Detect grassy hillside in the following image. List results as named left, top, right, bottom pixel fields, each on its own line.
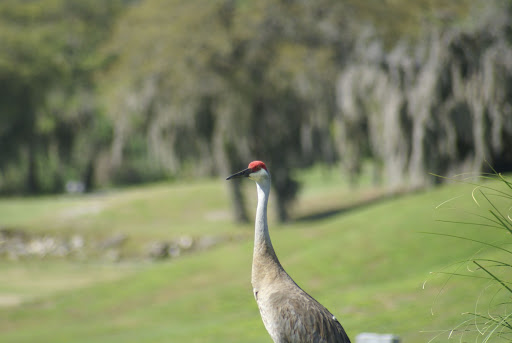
left=0, top=172, right=508, bottom=342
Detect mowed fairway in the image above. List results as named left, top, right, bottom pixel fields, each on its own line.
left=0, top=172, right=506, bottom=343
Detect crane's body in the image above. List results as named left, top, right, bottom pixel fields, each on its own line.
left=227, top=161, right=350, bottom=343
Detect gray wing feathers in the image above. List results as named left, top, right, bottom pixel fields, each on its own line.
left=268, top=289, right=351, bottom=343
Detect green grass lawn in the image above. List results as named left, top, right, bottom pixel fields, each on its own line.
left=0, top=172, right=509, bottom=342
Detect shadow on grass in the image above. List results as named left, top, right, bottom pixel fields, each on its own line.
left=294, top=188, right=418, bottom=222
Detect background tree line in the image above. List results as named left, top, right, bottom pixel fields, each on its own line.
left=1, top=0, right=511, bottom=222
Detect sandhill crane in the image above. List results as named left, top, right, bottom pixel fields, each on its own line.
left=227, top=161, right=351, bottom=343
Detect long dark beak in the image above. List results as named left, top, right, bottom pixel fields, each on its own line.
left=226, top=168, right=252, bottom=180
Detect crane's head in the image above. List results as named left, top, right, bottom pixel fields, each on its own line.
left=226, top=161, right=269, bottom=182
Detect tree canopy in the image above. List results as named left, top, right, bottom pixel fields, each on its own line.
left=1, top=0, right=511, bottom=223
left=0, top=0, right=123, bottom=193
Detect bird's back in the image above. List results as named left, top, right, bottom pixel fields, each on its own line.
left=255, top=275, right=351, bottom=343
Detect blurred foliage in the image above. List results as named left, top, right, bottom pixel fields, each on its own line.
left=0, top=0, right=123, bottom=193
left=343, top=0, right=475, bottom=45
left=0, top=0, right=511, bottom=223
left=100, top=0, right=350, bottom=221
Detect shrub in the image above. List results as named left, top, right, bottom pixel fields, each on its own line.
left=425, top=168, right=512, bottom=342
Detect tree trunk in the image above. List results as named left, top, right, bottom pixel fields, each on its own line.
left=228, top=180, right=249, bottom=223
left=83, top=157, right=95, bottom=193
left=274, top=194, right=289, bottom=223
left=26, top=139, right=39, bottom=194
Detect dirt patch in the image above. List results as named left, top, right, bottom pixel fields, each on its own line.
left=0, top=294, right=23, bottom=307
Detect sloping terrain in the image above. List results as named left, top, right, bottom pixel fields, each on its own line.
left=0, top=175, right=506, bottom=342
